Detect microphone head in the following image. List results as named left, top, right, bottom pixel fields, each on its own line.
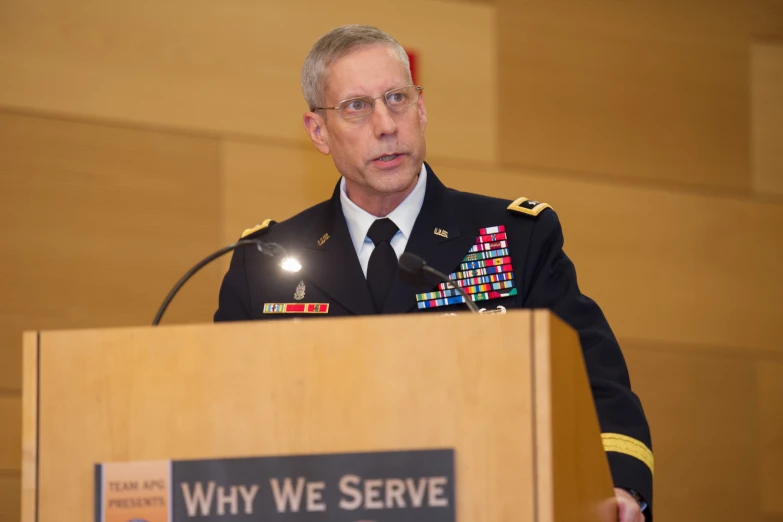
left=398, top=252, right=430, bottom=286
left=399, top=252, right=427, bottom=274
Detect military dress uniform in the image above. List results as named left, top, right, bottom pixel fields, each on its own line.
left=215, top=162, right=654, bottom=517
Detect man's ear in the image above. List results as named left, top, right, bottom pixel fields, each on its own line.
left=303, top=112, right=331, bottom=155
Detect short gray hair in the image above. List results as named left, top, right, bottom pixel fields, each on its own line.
left=301, top=25, right=412, bottom=111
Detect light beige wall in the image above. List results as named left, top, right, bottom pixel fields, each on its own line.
left=0, top=0, right=496, bottom=164
left=0, top=112, right=222, bottom=388
left=758, top=361, right=783, bottom=517
left=497, top=0, right=751, bottom=191
left=0, top=397, right=20, bottom=520
left=0, top=475, right=20, bottom=522
left=624, top=343, right=783, bottom=522
left=220, top=141, right=337, bottom=243
left=0, top=398, right=20, bottom=472
left=752, top=41, right=783, bottom=196
left=0, top=112, right=223, bottom=520
left=753, top=0, right=783, bottom=39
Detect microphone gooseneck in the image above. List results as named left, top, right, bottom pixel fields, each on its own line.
left=399, top=252, right=480, bottom=314
left=152, top=240, right=298, bottom=326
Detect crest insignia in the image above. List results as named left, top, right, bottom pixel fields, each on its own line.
left=294, top=280, right=306, bottom=301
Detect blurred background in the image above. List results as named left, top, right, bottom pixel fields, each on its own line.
left=1, top=0, right=782, bottom=520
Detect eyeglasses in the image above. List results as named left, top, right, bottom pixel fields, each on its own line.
left=313, top=85, right=423, bottom=120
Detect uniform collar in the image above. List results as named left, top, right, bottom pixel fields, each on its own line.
left=339, top=162, right=427, bottom=253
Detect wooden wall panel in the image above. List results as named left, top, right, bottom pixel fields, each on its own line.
left=753, top=0, right=783, bottom=38
left=0, top=112, right=222, bottom=391
left=0, top=394, right=20, bottom=522
left=0, top=474, right=20, bottom=522
left=497, top=0, right=750, bottom=190
left=220, top=142, right=338, bottom=245
left=0, top=395, right=21, bottom=471
left=752, top=41, right=783, bottom=195
left=758, top=361, right=783, bottom=517
left=622, top=342, right=764, bottom=522
left=222, top=141, right=783, bottom=354
left=0, top=0, right=496, bottom=163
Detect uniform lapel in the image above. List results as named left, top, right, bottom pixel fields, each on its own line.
left=299, top=183, right=375, bottom=315
left=382, top=165, right=477, bottom=314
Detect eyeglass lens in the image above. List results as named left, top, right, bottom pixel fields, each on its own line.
left=339, top=86, right=421, bottom=119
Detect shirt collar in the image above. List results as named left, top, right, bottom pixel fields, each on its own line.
left=340, top=163, right=428, bottom=253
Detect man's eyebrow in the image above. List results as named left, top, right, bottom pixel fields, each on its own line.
left=339, top=92, right=371, bottom=100
left=338, top=85, right=407, bottom=101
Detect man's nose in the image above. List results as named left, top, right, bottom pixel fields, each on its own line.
left=371, top=101, right=398, bottom=138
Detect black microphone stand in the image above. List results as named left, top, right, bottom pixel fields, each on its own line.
left=152, top=240, right=292, bottom=326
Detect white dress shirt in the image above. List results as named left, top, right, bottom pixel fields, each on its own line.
left=340, top=163, right=427, bottom=278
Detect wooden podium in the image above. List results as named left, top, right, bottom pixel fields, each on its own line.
left=21, top=310, right=617, bottom=522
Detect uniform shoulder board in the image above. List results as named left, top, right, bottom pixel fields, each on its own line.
left=507, top=197, right=552, bottom=217
left=240, top=218, right=276, bottom=239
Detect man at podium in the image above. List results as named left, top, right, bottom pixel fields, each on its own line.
left=216, top=25, right=652, bottom=522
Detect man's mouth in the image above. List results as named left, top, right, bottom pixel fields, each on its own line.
left=375, top=153, right=401, bottom=162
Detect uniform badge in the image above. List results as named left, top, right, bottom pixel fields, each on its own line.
left=294, top=280, right=306, bottom=300
left=415, top=225, right=518, bottom=309
left=434, top=227, right=449, bottom=238
left=317, top=233, right=330, bottom=247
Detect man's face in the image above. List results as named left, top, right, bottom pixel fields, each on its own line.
left=304, top=45, right=427, bottom=207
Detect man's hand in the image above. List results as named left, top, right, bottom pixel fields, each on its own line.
left=615, top=488, right=645, bottom=522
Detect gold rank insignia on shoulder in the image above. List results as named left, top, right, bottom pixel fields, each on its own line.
left=433, top=227, right=449, bottom=238
left=507, top=197, right=552, bottom=217
left=240, top=218, right=275, bottom=238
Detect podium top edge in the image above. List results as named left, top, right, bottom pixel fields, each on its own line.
left=24, top=309, right=558, bottom=337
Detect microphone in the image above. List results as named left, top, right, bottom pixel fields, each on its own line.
left=152, top=239, right=301, bottom=326
left=399, top=252, right=479, bottom=314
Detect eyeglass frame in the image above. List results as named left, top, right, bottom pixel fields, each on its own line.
left=312, top=85, right=424, bottom=120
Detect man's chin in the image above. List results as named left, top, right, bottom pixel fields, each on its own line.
left=369, top=173, right=419, bottom=197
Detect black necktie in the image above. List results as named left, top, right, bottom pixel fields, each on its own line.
left=366, top=218, right=399, bottom=312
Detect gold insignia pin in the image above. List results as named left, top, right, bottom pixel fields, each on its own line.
left=434, top=227, right=449, bottom=239
left=317, top=233, right=330, bottom=247
left=507, top=197, right=552, bottom=217
left=240, top=218, right=274, bottom=239
left=294, top=280, right=306, bottom=300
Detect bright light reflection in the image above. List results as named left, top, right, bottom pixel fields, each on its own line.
left=279, top=257, right=302, bottom=273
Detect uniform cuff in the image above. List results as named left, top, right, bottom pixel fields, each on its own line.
left=607, top=452, right=654, bottom=521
